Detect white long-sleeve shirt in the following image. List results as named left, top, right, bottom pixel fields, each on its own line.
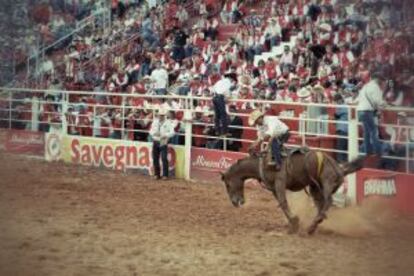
left=265, top=23, right=281, bottom=37
left=151, top=68, right=169, bottom=89
left=177, top=71, right=192, bottom=86
left=149, top=118, right=175, bottom=142
left=257, top=116, right=289, bottom=140
left=148, top=0, right=158, bottom=9
left=213, top=78, right=233, bottom=96
left=357, top=79, right=386, bottom=111
left=280, top=51, right=293, bottom=65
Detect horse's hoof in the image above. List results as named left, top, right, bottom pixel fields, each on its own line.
left=307, top=225, right=317, bottom=235
left=288, top=217, right=300, bottom=234
left=288, top=226, right=298, bottom=235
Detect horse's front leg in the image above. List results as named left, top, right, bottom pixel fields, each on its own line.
left=272, top=179, right=299, bottom=234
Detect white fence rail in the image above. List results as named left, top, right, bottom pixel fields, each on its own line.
left=1, top=87, right=413, bottom=200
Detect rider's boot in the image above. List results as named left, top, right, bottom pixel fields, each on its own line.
left=274, top=163, right=281, bottom=171
left=267, top=158, right=280, bottom=170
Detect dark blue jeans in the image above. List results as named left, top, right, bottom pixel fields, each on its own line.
left=212, top=94, right=228, bottom=136
left=359, top=111, right=382, bottom=155
left=178, top=86, right=190, bottom=96
left=139, top=63, right=150, bottom=78
left=152, top=141, right=169, bottom=177
left=245, top=48, right=256, bottom=62
left=111, top=131, right=122, bottom=140
left=154, top=88, right=167, bottom=95
left=172, top=46, right=186, bottom=62
left=336, top=130, right=348, bottom=162
left=270, top=131, right=290, bottom=165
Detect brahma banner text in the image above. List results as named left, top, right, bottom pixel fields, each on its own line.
left=356, top=169, right=414, bottom=214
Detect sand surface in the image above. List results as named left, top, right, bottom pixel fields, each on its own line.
left=0, top=152, right=413, bottom=276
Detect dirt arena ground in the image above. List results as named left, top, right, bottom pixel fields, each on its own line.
left=0, top=152, right=413, bottom=276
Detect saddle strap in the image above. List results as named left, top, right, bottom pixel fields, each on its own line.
left=316, top=151, right=324, bottom=181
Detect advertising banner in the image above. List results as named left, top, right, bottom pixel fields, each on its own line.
left=356, top=169, right=414, bottom=214
left=190, top=147, right=247, bottom=181
left=4, top=129, right=44, bottom=156
left=45, top=134, right=185, bottom=178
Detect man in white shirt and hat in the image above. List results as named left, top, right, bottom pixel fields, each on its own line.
left=150, top=108, right=175, bottom=180
left=356, top=71, right=387, bottom=157
left=248, top=110, right=290, bottom=171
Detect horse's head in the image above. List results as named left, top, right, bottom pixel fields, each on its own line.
left=220, top=171, right=245, bottom=208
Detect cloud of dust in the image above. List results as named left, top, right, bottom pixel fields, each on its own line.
left=287, top=192, right=402, bottom=238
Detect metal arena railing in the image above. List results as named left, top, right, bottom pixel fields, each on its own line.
left=0, top=87, right=413, bottom=175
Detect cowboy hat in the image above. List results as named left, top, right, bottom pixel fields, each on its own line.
left=372, top=71, right=386, bottom=81
left=239, top=75, right=251, bottom=85
left=195, top=106, right=203, bottom=113
left=143, top=75, right=152, bottom=81
left=298, top=87, right=311, bottom=98
left=313, top=84, right=325, bottom=92
left=394, top=31, right=404, bottom=37
left=158, top=108, right=168, bottom=116
left=290, top=74, right=300, bottom=81
left=319, top=23, right=332, bottom=32
left=248, top=110, right=264, bottom=126
left=204, top=110, right=213, bottom=117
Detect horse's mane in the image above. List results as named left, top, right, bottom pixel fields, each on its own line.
left=226, top=155, right=258, bottom=176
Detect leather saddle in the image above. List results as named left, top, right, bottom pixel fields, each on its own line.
left=282, top=146, right=310, bottom=159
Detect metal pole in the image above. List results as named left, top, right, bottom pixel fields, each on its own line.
left=184, top=108, right=193, bottom=181
left=121, top=95, right=126, bottom=139
left=92, top=104, right=97, bottom=138
left=61, top=92, right=68, bottom=135
left=8, top=91, right=12, bottom=129
left=183, top=95, right=194, bottom=180
left=31, top=95, right=40, bottom=132
left=346, top=107, right=359, bottom=205
left=27, top=57, right=30, bottom=80
left=406, top=127, right=409, bottom=174
left=12, top=52, right=16, bottom=80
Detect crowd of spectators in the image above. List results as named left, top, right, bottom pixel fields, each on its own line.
left=6, top=0, right=414, bottom=171
left=0, top=0, right=108, bottom=86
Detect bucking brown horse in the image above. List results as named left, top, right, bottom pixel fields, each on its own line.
left=220, top=149, right=364, bottom=234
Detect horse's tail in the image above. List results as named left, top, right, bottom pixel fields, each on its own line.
left=340, top=157, right=365, bottom=176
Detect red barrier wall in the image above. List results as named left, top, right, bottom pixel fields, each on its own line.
left=4, top=129, right=45, bottom=156
left=191, top=147, right=247, bottom=181
left=356, top=169, right=414, bottom=214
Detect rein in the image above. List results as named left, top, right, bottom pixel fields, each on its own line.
left=258, top=156, right=266, bottom=183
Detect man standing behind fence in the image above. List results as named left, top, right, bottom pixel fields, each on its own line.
left=212, top=76, right=235, bottom=137
left=357, top=72, right=387, bottom=158
left=150, top=108, right=175, bottom=180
